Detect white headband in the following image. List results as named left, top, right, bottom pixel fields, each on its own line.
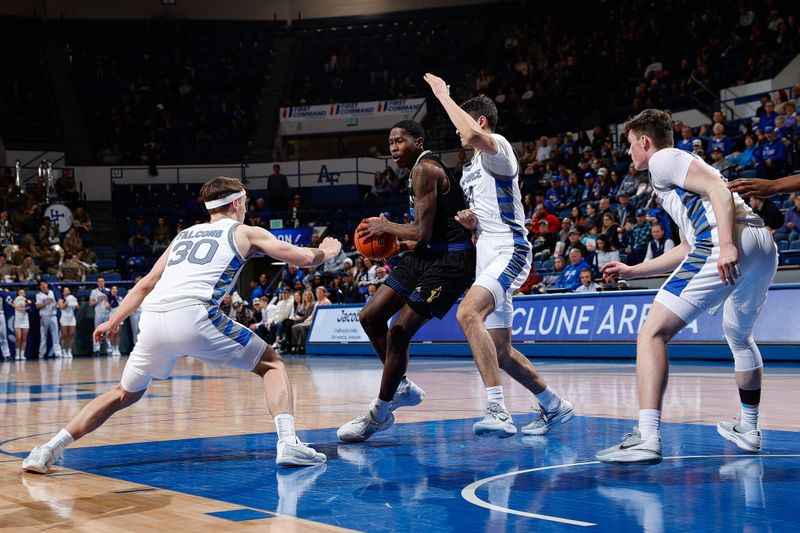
left=205, top=190, right=246, bottom=210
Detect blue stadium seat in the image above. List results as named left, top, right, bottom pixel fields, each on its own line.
left=97, top=258, right=118, bottom=271
left=790, top=240, right=800, bottom=251
left=779, top=240, right=789, bottom=252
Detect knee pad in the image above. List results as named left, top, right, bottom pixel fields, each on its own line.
left=723, top=318, right=763, bottom=372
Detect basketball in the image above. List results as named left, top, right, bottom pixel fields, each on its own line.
left=355, top=218, right=398, bottom=260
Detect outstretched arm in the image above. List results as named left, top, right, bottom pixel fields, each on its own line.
left=728, top=173, right=800, bottom=197
left=240, top=225, right=341, bottom=267
left=423, top=73, right=499, bottom=155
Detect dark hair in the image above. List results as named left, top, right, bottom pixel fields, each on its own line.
left=392, top=120, right=425, bottom=141
left=460, top=95, right=498, bottom=131
left=622, top=109, right=674, bottom=149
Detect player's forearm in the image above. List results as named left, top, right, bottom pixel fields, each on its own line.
left=438, top=97, right=494, bottom=154
left=774, top=173, right=800, bottom=194
left=383, top=221, right=426, bottom=242
left=708, top=185, right=736, bottom=247
left=628, top=242, right=690, bottom=278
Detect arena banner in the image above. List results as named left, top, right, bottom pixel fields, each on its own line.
left=270, top=227, right=313, bottom=246
left=307, top=285, right=800, bottom=360
left=278, top=98, right=427, bottom=135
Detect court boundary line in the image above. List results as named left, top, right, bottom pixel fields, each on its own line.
left=461, top=453, right=800, bottom=527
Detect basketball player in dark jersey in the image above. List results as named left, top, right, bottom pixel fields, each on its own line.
left=337, top=120, right=476, bottom=442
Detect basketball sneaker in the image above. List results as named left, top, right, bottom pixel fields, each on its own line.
left=522, top=399, right=575, bottom=436
left=276, top=437, right=326, bottom=467
left=337, top=409, right=395, bottom=443
left=596, top=427, right=662, bottom=465
left=391, top=379, right=425, bottom=410
left=21, top=445, right=57, bottom=474
left=473, top=402, right=517, bottom=438
left=717, top=419, right=762, bottom=452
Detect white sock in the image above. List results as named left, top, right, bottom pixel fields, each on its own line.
left=486, top=385, right=506, bottom=410
left=274, top=413, right=296, bottom=442
left=45, top=429, right=74, bottom=458
left=370, top=398, right=392, bottom=423
left=638, top=409, right=661, bottom=440
left=739, top=404, right=759, bottom=432
left=534, top=386, right=562, bottom=412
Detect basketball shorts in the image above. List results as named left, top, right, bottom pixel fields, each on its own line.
left=473, top=232, right=532, bottom=329
left=120, top=304, right=266, bottom=392
left=384, top=247, right=476, bottom=319
left=655, top=225, right=777, bottom=324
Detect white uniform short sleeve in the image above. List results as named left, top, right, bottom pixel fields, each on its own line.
left=647, top=148, right=696, bottom=191
left=481, top=134, right=518, bottom=179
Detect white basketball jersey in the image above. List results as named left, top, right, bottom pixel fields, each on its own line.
left=142, top=217, right=245, bottom=312
left=459, top=133, right=528, bottom=239
left=648, top=148, right=762, bottom=248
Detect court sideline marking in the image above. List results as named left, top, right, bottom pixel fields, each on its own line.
left=461, top=453, right=800, bottom=527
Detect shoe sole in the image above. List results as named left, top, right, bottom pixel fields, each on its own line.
left=716, top=425, right=761, bottom=453
left=596, top=450, right=662, bottom=465
left=276, top=457, right=327, bottom=467
left=391, top=392, right=425, bottom=410
left=473, top=424, right=517, bottom=439
left=521, top=407, right=576, bottom=436
left=21, top=463, right=49, bottom=474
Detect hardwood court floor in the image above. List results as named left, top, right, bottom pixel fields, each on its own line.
left=1, top=356, right=799, bottom=531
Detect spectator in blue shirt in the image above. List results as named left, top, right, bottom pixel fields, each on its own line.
left=555, top=248, right=591, bottom=291
left=544, top=176, right=567, bottom=214
left=708, top=123, right=734, bottom=155
left=676, top=126, right=697, bottom=152
left=775, top=194, right=800, bottom=242
left=646, top=199, right=672, bottom=240
left=758, top=100, right=779, bottom=131
left=579, top=172, right=596, bottom=204
left=760, top=126, right=787, bottom=179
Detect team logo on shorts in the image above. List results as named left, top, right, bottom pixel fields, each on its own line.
left=426, top=286, right=442, bottom=303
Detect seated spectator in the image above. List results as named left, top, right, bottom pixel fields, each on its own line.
left=79, top=245, right=98, bottom=273
left=748, top=197, right=783, bottom=233
left=518, top=264, right=543, bottom=295
left=710, top=147, right=731, bottom=174
left=339, top=272, right=360, bottom=303
left=72, top=206, right=92, bottom=234
left=58, top=253, right=85, bottom=281
left=267, top=287, right=295, bottom=351
left=601, top=212, right=622, bottom=250
left=128, top=216, right=152, bottom=247
left=152, top=216, right=171, bottom=242
left=584, top=202, right=602, bottom=233
left=644, top=223, right=675, bottom=261
left=531, top=219, right=557, bottom=261
left=62, top=227, right=83, bottom=257
left=251, top=273, right=270, bottom=299
left=574, top=269, right=600, bottom=293
left=0, top=255, right=16, bottom=282
left=291, top=286, right=331, bottom=354
left=287, top=289, right=314, bottom=353
left=0, top=210, right=12, bottom=248
left=365, top=283, right=378, bottom=303
left=615, top=193, right=635, bottom=226
left=759, top=127, right=787, bottom=179
left=374, top=266, right=389, bottom=286
left=544, top=176, right=567, bottom=214
left=38, top=217, right=60, bottom=247
left=564, top=228, right=588, bottom=258
left=152, top=233, right=170, bottom=255
left=593, top=235, right=621, bottom=271
left=758, top=100, right=778, bottom=131
left=16, top=254, right=40, bottom=282
left=578, top=172, right=596, bottom=204
left=555, top=249, right=591, bottom=291
left=730, top=134, right=759, bottom=175
left=709, top=123, right=734, bottom=155
left=775, top=194, right=800, bottom=241
left=534, top=255, right=566, bottom=293
left=630, top=209, right=653, bottom=264
left=530, top=204, right=560, bottom=236
left=618, top=164, right=639, bottom=199
left=676, top=126, right=697, bottom=152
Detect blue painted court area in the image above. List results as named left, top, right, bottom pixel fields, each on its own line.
left=10, top=416, right=800, bottom=532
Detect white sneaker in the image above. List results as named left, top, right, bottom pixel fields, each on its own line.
left=391, top=379, right=425, bottom=410
left=21, top=445, right=57, bottom=474
left=473, top=402, right=517, bottom=438
left=522, top=399, right=575, bottom=436
left=337, top=409, right=395, bottom=442
left=596, top=427, right=662, bottom=465
left=276, top=437, right=326, bottom=467
left=717, top=420, right=762, bottom=452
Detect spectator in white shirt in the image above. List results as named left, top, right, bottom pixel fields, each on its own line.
left=574, top=270, right=600, bottom=293
left=35, top=280, right=62, bottom=358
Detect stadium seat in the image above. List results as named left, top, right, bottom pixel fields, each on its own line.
left=790, top=240, right=800, bottom=251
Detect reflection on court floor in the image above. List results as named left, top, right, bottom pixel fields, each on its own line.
left=9, top=416, right=798, bottom=532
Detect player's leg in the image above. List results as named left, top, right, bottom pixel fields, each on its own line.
left=457, top=286, right=500, bottom=386
left=22, top=372, right=150, bottom=473
left=596, top=301, right=685, bottom=465
left=717, top=227, right=777, bottom=452
left=338, top=305, right=429, bottom=443
left=491, top=329, right=575, bottom=436
left=250, top=344, right=326, bottom=466
left=359, top=278, right=410, bottom=363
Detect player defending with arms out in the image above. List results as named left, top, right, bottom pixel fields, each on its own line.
left=22, top=177, right=341, bottom=473
left=424, top=74, right=574, bottom=438
left=597, top=109, right=777, bottom=465
left=337, top=120, right=476, bottom=442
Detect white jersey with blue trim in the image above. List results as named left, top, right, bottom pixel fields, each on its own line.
left=142, top=217, right=245, bottom=312
left=460, top=133, right=528, bottom=238
left=648, top=148, right=762, bottom=248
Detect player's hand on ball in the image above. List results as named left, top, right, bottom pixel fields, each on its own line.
left=454, top=209, right=478, bottom=231
left=357, top=214, right=390, bottom=240
left=93, top=320, right=119, bottom=343
left=601, top=261, right=631, bottom=284
left=423, top=73, right=450, bottom=100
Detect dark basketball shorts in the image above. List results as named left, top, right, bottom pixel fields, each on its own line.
left=383, top=247, right=476, bottom=319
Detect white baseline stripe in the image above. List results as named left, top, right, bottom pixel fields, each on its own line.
left=461, top=454, right=800, bottom=527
